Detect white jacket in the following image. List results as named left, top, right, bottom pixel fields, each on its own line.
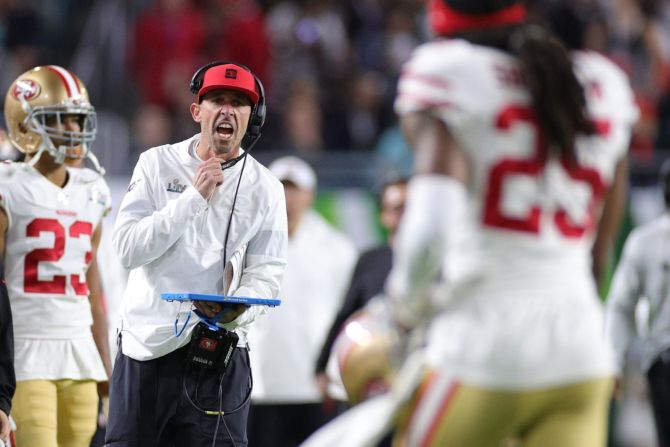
left=113, top=135, right=288, bottom=360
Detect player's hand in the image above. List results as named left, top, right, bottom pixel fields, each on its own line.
left=193, top=157, right=224, bottom=200
left=0, top=409, right=10, bottom=446
left=97, top=380, right=110, bottom=398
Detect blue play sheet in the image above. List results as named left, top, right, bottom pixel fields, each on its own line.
left=161, top=293, right=280, bottom=307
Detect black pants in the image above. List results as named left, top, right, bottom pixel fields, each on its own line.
left=247, top=402, right=335, bottom=447
left=105, top=343, right=251, bottom=447
left=648, top=350, right=670, bottom=447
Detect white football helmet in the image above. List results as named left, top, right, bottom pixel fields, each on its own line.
left=4, top=65, right=100, bottom=169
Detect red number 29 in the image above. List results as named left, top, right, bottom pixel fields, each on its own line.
left=24, top=218, right=93, bottom=296
left=483, top=105, right=607, bottom=238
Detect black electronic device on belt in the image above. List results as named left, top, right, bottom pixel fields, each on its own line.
left=186, top=322, right=239, bottom=375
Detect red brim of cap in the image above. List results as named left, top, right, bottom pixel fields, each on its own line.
left=429, top=0, right=527, bottom=36
left=197, top=64, right=260, bottom=104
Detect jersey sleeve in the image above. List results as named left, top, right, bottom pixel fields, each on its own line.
left=395, top=40, right=481, bottom=129
left=77, top=167, right=113, bottom=222
left=97, top=176, right=113, bottom=219
left=573, top=51, right=639, bottom=161
left=0, top=163, right=18, bottom=227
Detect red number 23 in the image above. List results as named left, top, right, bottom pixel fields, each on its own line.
left=24, top=218, right=93, bottom=296
left=483, top=105, right=608, bottom=238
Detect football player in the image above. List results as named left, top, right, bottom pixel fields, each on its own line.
left=384, top=0, right=638, bottom=445
left=0, top=65, right=111, bottom=447
left=306, top=1, right=639, bottom=446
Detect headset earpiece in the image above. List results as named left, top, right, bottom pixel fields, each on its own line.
left=190, top=60, right=266, bottom=149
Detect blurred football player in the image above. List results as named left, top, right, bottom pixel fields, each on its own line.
left=282, top=0, right=642, bottom=441
left=0, top=65, right=111, bottom=447
left=381, top=0, right=639, bottom=445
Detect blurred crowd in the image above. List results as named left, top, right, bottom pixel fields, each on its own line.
left=0, top=0, right=668, bottom=178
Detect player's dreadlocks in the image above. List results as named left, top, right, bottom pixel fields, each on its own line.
left=433, top=0, right=595, bottom=165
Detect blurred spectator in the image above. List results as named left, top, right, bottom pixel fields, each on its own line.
left=343, top=0, right=422, bottom=75
left=342, top=0, right=385, bottom=71
left=201, top=0, right=271, bottom=89
left=128, top=103, right=172, bottom=165
left=324, top=70, right=393, bottom=150
left=382, top=2, right=421, bottom=76
left=265, top=0, right=351, bottom=120
left=265, top=77, right=325, bottom=153
left=607, top=0, right=670, bottom=160
left=537, top=0, right=669, bottom=162
left=608, top=0, right=667, bottom=95
left=0, top=3, right=43, bottom=99
left=132, top=104, right=171, bottom=152
left=248, top=156, right=357, bottom=447
left=542, top=0, right=604, bottom=51
left=129, top=0, right=204, bottom=106
left=161, top=62, right=202, bottom=142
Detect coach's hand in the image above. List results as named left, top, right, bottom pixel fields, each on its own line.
left=193, top=157, right=224, bottom=200
left=194, top=301, right=248, bottom=324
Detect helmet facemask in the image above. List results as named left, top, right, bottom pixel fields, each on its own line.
left=21, top=97, right=97, bottom=164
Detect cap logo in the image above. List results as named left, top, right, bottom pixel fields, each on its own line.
left=225, top=68, right=238, bottom=79
left=12, top=79, right=41, bottom=101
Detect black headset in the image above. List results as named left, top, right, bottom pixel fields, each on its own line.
left=189, top=60, right=266, bottom=152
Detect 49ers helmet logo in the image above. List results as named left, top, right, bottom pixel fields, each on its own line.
left=12, top=79, right=41, bottom=101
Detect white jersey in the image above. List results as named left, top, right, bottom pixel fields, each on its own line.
left=395, top=40, right=638, bottom=389
left=113, top=135, right=288, bottom=361
left=248, top=210, right=357, bottom=403
left=0, top=162, right=110, bottom=381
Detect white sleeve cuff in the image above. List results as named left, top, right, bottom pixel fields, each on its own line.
left=387, top=174, right=468, bottom=328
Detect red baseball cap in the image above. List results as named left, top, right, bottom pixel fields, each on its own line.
left=197, top=64, right=260, bottom=104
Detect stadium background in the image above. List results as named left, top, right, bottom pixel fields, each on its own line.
left=0, top=0, right=669, bottom=445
